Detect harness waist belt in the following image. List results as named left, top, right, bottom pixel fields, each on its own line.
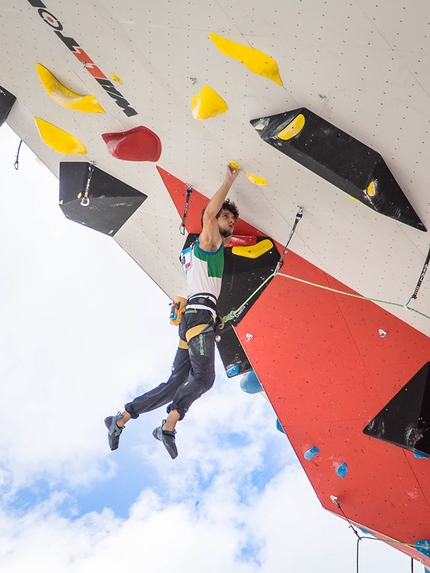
left=187, top=293, right=217, bottom=312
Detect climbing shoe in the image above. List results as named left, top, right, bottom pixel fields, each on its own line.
left=152, top=420, right=178, bottom=459
left=104, top=412, right=124, bottom=451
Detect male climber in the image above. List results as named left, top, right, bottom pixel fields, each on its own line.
left=104, top=163, right=240, bottom=459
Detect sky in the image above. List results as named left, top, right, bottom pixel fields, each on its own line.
left=0, top=123, right=424, bottom=573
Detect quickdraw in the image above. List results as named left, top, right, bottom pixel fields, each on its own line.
left=274, top=206, right=303, bottom=275
left=14, top=139, right=23, bottom=171
left=405, top=244, right=430, bottom=309
left=80, top=161, right=95, bottom=207
left=179, top=185, right=193, bottom=235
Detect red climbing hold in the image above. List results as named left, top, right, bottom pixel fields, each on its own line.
left=102, top=125, right=162, bottom=162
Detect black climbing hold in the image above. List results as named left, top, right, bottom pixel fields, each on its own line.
left=363, top=361, right=430, bottom=456
left=59, top=162, right=147, bottom=236
left=0, top=85, right=16, bottom=127
left=251, top=108, right=426, bottom=232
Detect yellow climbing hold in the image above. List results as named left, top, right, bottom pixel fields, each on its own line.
left=232, top=239, right=274, bottom=259
left=278, top=114, right=305, bottom=140
left=110, top=72, right=123, bottom=84
left=230, top=160, right=241, bottom=170
left=191, top=85, right=228, bottom=120
left=367, top=181, right=376, bottom=197
left=209, top=33, right=283, bottom=86
left=35, top=63, right=105, bottom=114
left=246, top=173, right=268, bottom=186
left=34, top=118, right=87, bottom=154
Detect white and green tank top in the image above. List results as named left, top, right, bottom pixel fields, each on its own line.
left=182, top=239, right=224, bottom=313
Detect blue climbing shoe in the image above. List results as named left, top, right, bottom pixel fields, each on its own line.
left=152, top=420, right=178, bottom=459
left=104, top=412, right=124, bottom=451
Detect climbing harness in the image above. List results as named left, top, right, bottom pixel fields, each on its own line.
left=274, top=205, right=303, bottom=275
left=179, top=184, right=193, bottom=235
left=14, top=139, right=23, bottom=170
left=80, top=161, right=95, bottom=207
left=405, top=244, right=430, bottom=309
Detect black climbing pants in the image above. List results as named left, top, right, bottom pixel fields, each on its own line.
left=124, top=309, right=216, bottom=421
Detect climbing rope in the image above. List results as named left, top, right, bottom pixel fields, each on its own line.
left=223, top=272, right=275, bottom=323
left=80, top=161, right=95, bottom=207
left=276, top=272, right=430, bottom=320
left=331, top=497, right=421, bottom=573
left=405, top=244, right=430, bottom=309
left=223, top=207, right=304, bottom=323
left=223, top=207, right=430, bottom=324
left=223, top=220, right=430, bottom=322
left=179, top=185, right=193, bottom=235
left=14, top=139, right=23, bottom=170
left=223, top=255, right=430, bottom=324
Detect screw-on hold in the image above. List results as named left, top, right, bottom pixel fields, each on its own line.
left=190, top=77, right=197, bottom=85
left=245, top=333, right=253, bottom=341
left=336, top=462, right=349, bottom=478
left=304, top=446, right=319, bottom=460
left=379, top=329, right=387, bottom=338
left=215, top=335, right=221, bottom=343
left=318, top=93, right=327, bottom=101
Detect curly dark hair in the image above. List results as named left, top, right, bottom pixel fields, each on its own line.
left=200, top=198, right=239, bottom=227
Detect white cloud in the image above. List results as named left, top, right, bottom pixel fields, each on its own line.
left=0, top=463, right=420, bottom=573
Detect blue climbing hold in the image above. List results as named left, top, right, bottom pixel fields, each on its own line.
left=226, top=364, right=240, bottom=377
left=336, top=462, right=349, bottom=478
left=304, top=446, right=319, bottom=460
left=413, top=449, right=429, bottom=459
left=276, top=418, right=285, bottom=434
left=240, top=370, right=263, bottom=394
left=358, top=527, right=374, bottom=536
left=415, top=540, right=430, bottom=558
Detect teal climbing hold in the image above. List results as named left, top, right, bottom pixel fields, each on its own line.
left=240, top=371, right=263, bottom=394
left=276, top=419, right=285, bottom=434
left=414, top=450, right=429, bottom=459
left=415, top=540, right=430, bottom=558
left=304, top=446, right=319, bottom=460
left=336, top=462, right=349, bottom=478
left=227, top=364, right=240, bottom=377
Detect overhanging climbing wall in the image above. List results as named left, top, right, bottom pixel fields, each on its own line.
left=160, top=163, right=430, bottom=565
left=234, top=249, right=430, bottom=565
